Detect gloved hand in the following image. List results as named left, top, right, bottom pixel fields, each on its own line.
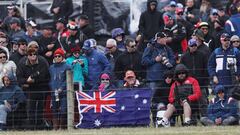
left=98, top=83, right=106, bottom=92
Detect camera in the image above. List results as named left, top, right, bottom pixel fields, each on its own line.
left=161, top=53, right=173, bottom=68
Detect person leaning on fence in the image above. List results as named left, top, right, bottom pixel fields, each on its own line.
left=49, top=48, right=71, bottom=130
left=0, top=74, right=26, bottom=131
left=201, top=85, right=239, bottom=126
left=157, top=64, right=202, bottom=127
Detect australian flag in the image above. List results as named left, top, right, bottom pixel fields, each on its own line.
left=75, top=88, right=152, bottom=128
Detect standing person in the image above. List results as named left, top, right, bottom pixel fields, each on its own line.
left=0, top=47, right=16, bottom=88
left=201, top=85, right=239, bottom=126
left=50, top=0, right=73, bottom=23
left=157, top=64, right=202, bottom=127
left=77, top=15, right=95, bottom=39
left=82, top=39, right=111, bottom=90
left=208, top=33, right=240, bottom=96
left=230, top=35, right=240, bottom=49
left=66, top=46, right=88, bottom=90
left=225, top=4, right=240, bottom=37
left=105, top=38, right=122, bottom=72
left=55, top=18, right=69, bottom=55
left=49, top=48, right=70, bottom=130
left=184, top=0, right=200, bottom=25
left=37, top=25, right=58, bottom=65
left=114, top=38, right=145, bottom=87
left=8, top=17, right=25, bottom=40
left=136, top=0, right=164, bottom=52
left=17, top=48, right=50, bottom=130
left=142, top=32, right=175, bottom=95
left=9, top=38, right=27, bottom=67
left=181, top=38, right=209, bottom=118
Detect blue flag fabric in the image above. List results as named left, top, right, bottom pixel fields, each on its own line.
left=75, top=88, right=152, bottom=128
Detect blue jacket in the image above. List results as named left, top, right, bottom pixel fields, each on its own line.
left=207, top=97, right=238, bottom=121
left=208, top=47, right=240, bottom=86
left=49, top=61, right=71, bottom=98
left=142, top=43, right=175, bottom=81
left=0, top=85, right=26, bottom=110
left=85, top=50, right=111, bottom=88
left=225, top=14, right=240, bottom=36
left=66, top=56, right=88, bottom=86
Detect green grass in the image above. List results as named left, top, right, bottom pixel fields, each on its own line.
left=3, top=126, right=240, bottom=135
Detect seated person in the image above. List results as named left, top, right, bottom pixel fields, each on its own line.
left=0, top=74, right=26, bottom=130
left=157, top=64, right=202, bottom=127
left=201, top=85, right=239, bottom=126
left=123, top=70, right=143, bottom=88
left=92, top=73, right=116, bottom=92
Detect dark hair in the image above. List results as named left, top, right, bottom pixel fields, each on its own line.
left=0, top=49, right=8, bottom=60
left=125, top=38, right=135, bottom=46
left=27, top=47, right=37, bottom=55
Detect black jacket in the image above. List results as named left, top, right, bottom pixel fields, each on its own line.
left=50, top=0, right=73, bottom=21
left=180, top=50, right=209, bottom=87
left=138, top=0, right=163, bottom=40
left=17, top=56, right=50, bottom=97
left=114, top=51, right=145, bottom=81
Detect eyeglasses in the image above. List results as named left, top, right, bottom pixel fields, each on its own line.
left=101, top=79, right=109, bottom=81
left=232, top=40, right=240, bottom=43
left=189, top=44, right=197, bottom=47
left=0, top=41, right=6, bottom=44
left=28, top=53, right=37, bottom=56
left=177, top=12, right=183, bottom=16
left=0, top=56, right=6, bottom=59
left=177, top=72, right=185, bottom=75
left=54, top=55, right=62, bottom=58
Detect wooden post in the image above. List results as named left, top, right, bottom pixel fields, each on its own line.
left=66, top=70, right=74, bottom=130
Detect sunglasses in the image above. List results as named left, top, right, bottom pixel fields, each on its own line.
left=189, top=44, right=197, bottom=47
left=177, top=72, right=185, bottom=75
left=223, top=39, right=230, bottom=42
left=101, top=79, right=109, bottom=81
left=0, top=56, right=6, bottom=59
left=0, top=41, right=6, bottom=44
left=177, top=12, right=183, bottom=16
left=18, top=42, right=27, bottom=45
left=28, top=53, right=37, bottom=56
left=201, top=28, right=208, bottom=31
left=54, top=55, right=62, bottom=58
left=128, top=45, right=136, bottom=48
left=73, top=51, right=80, bottom=54
left=232, top=40, right=240, bottom=43
left=106, top=46, right=114, bottom=49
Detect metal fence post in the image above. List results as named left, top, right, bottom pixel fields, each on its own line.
left=67, top=70, right=74, bottom=130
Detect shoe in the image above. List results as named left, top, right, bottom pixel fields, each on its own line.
left=156, top=119, right=170, bottom=128
left=183, top=120, right=195, bottom=127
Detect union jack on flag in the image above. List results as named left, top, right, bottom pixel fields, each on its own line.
left=75, top=89, right=152, bottom=129
left=76, top=91, right=116, bottom=113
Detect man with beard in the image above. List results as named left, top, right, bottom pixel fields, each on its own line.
left=157, top=64, right=202, bottom=127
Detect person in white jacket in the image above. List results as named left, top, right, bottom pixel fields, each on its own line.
left=0, top=46, right=16, bottom=88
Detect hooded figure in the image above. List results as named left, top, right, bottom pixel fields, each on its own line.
left=0, top=74, right=26, bottom=130
left=0, top=46, right=16, bottom=88
left=174, top=63, right=189, bottom=83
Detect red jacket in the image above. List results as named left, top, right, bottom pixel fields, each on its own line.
left=168, top=76, right=202, bottom=104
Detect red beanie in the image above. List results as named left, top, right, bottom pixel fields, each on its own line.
left=54, top=48, right=65, bottom=57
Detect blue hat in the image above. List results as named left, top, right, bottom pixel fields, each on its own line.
left=188, top=38, right=197, bottom=47
left=214, top=85, right=225, bottom=94
left=82, top=39, right=93, bottom=50
left=111, top=28, right=125, bottom=38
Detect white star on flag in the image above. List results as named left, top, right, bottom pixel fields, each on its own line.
left=143, top=99, right=147, bottom=104
left=121, top=106, right=125, bottom=110
left=134, top=94, right=139, bottom=99
left=94, top=119, right=101, bottom=127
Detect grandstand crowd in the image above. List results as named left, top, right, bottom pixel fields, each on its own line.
left=0, top=0, right=240, bottom=131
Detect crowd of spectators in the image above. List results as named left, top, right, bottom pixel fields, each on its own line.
left=0, top=0, right=240, bottom=131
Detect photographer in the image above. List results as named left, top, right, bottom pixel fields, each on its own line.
left=208, top=33, right=240, bottom=96
left=157, top=64, right=202, bottom=127
left=142, top=32, right=175, bottom=95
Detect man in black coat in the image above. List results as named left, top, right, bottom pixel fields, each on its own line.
left=50, top=0, right=73, bottom=22
left=136, top=0, right=164, bottom=52
left=17, top=48, right=50, bottom=130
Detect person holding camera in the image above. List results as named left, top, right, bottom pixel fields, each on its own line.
left=157, top=64, right=202, bottom=127
left=208, top=33, right=240, bottom=96
left=17, top=47, right=50, bottom=130
left=142, top=32, right=175, bottom=95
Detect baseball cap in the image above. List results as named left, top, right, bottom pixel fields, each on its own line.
left=188, top=38, right=197, bottom=47
left=101, top=73, right=110, bottom=80
left=57, top=18, right=67, bottom=25
left=169, top=1, right=177, bottom=7
left=220, top=33, right=230, bottom=40
left=10, top=17, right=20, bottom=24
left=154, top=32, right=167, bottom=41
left=214, top=85, right=225, bottom=94
left=67, top=21, right=78, bottom=30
